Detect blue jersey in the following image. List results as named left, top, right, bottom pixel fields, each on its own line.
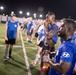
left=27, top=21, right=34, bottom=31
left=39, top=29, right=46, bottom=42
left=7, top=20, right=19, bottom=39
left=48, top=24, right=58, bottom=44
left=72, top=34, right=76, bottom=44
left=49, top=39, right=76, bottom=75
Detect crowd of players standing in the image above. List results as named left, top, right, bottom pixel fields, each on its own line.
left=2, top=12, right=76, bottom=75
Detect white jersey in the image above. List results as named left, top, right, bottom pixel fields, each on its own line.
left=38, top=25, right=44, bottom=33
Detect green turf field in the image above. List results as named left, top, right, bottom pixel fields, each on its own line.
left=0, top=23, right=40, bottom=75
left=0, top=23, right=60, bottom=75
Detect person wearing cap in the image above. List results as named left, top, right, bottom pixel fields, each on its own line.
left=3, top=14, right=19, bottom=61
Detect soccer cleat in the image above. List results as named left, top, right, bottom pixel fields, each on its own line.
left=31, top=62, right=36, bottom=66
left=27, top=40, right=32, bottom=43
left=3, top=57, right=8, bottom=61
left=7, top=56, right=14, bottom=60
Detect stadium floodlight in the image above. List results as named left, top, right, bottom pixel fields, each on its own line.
left=39, top=14, right=43, bottom=18
left=6, top=15, right=8, bottom=16
left=11, top=11, right=14, bottom=14
left=26, top=12, right=30, bottom=16
left=0, top=6, right=4, bottom=10
left=33, top=13, right=36, bottom=18
left=19, top=11, right=23, bottom=14
left=3, top=14, right=5, bottom=16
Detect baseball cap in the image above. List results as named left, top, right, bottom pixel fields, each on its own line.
left=11, top=14, right=16, bottom=17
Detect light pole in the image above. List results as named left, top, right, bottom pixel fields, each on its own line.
left=19, top=11, right=23, bottom=17
left=0, top=6, right=4, bottom=14
left=0, top=6, right=4, bottom=10
left=39, top=14, right=43, bottom=18
left=26, top=12, right=30, bottom=16
left=11, top=11, right=14, bottom=15
left=19, top=11, right=23, bottom=15
left=33, top=13, right=36, bottom=19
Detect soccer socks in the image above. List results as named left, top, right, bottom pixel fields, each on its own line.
left=34, top=55, right=40, bottom=65
left=4, top=49, right=8, bottom=58
left=9, top=48, right=12, bottom=57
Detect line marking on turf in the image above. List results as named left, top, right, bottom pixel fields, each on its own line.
left=20, top=31, right=32, bottom=75
left=0, top=45, right=22, bottom=48
left=0, top=44, right=37, bottom=50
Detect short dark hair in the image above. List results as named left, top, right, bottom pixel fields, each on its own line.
left=64, top=19, right=76, bottom=34
left=46, top=11, right=55, bottom=19
left=48, top=11, right=55, bottom=16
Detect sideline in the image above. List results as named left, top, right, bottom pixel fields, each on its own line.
left=20, top=31, right=32, bottom=75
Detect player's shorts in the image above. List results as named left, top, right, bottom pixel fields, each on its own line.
left=40, top=46, right=55, bottom=71
left=38, top=41, right=44, bottom=47
left=27, top=29, right=33, bottom=36
left=24, top=28, right=27, bottom=33
left=31, top=29, right=33, bottom=35
left=35, top=32, right=39, bottom=38
left=42, top=44, right=50, bottom=52
left=5, top=38, right=16, bottom=45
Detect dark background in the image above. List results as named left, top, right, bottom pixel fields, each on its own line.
left=0, top=0, right=76, bottom=19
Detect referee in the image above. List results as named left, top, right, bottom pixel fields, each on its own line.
left=3, top=14, right=19, bottom=61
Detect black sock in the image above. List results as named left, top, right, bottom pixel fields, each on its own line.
left=9, top=48, right=12, bottom=57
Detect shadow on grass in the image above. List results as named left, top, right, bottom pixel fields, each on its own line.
left=0, top=70, right=6, bottom=75
left=3, top=60, right=27, bottom=72
left=30, top=65, right=41, bottom=75
left=14, top=59, right=25, bottom=66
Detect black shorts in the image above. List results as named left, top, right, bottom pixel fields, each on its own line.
left=42, top=45, right=55, bottom=52
left=72, top=73, right=76, bottom=75
left=38, top=41, right=44, bottom=47
left=27, top=30, right=33, bottom=36
left=35, top=32, right=39, bottom=38
left=42, top=44, right=50, bottom=52
left=31, top=29, right=33, bottom=35
left=5, top=38, right=16, bottom=45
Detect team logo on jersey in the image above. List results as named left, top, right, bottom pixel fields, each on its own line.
left=62, top=52, right=70, bottom=58
left=14, top=24, right=17, bottom=27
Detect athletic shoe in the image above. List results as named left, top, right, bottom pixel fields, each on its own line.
left=31, top=62, right=36, bottom=66
left=7, top=56, right=14, bottom=60
left=3, top=57, right=8, bottom=61
left=27, top=40, right=32, bottom=43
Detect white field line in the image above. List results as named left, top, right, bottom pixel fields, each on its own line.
left=0, top=45, right=37, bottom=49
left=0, top=45, right=22, bottom=48
left=20, top=31, right=32, bottom=75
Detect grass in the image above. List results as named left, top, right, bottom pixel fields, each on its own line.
left=0, top=24, right=27, bottom=75
left=0, top=23, right=60, bottom=75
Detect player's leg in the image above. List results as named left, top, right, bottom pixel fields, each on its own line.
left=8, top=44, right=13, bottom=59
left=8, top=39, right=15, bottom=60
left=3, top=40, right=9, bottom=61
left=34, top=47, right=42, bottom=65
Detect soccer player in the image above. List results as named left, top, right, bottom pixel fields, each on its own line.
left=27, top=17, right=36, bottom=43
left=31, top=24, right=46, bottom=66
left=44, top=12, right=58, bottom=49
left=3, top=14, right=19, bottom=61
left=43, top=19, right=76, bottom=75
left=72, top=29, right=76, bottom=75
left=40, top=12, right=58, bottom=75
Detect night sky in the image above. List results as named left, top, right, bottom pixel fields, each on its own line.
left=0, top=0, right=76, bottom=19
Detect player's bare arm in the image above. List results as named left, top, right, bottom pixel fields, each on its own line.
left=5, top=22, right=8, bottom=40
left=43, top=55, right=71, bottom=74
